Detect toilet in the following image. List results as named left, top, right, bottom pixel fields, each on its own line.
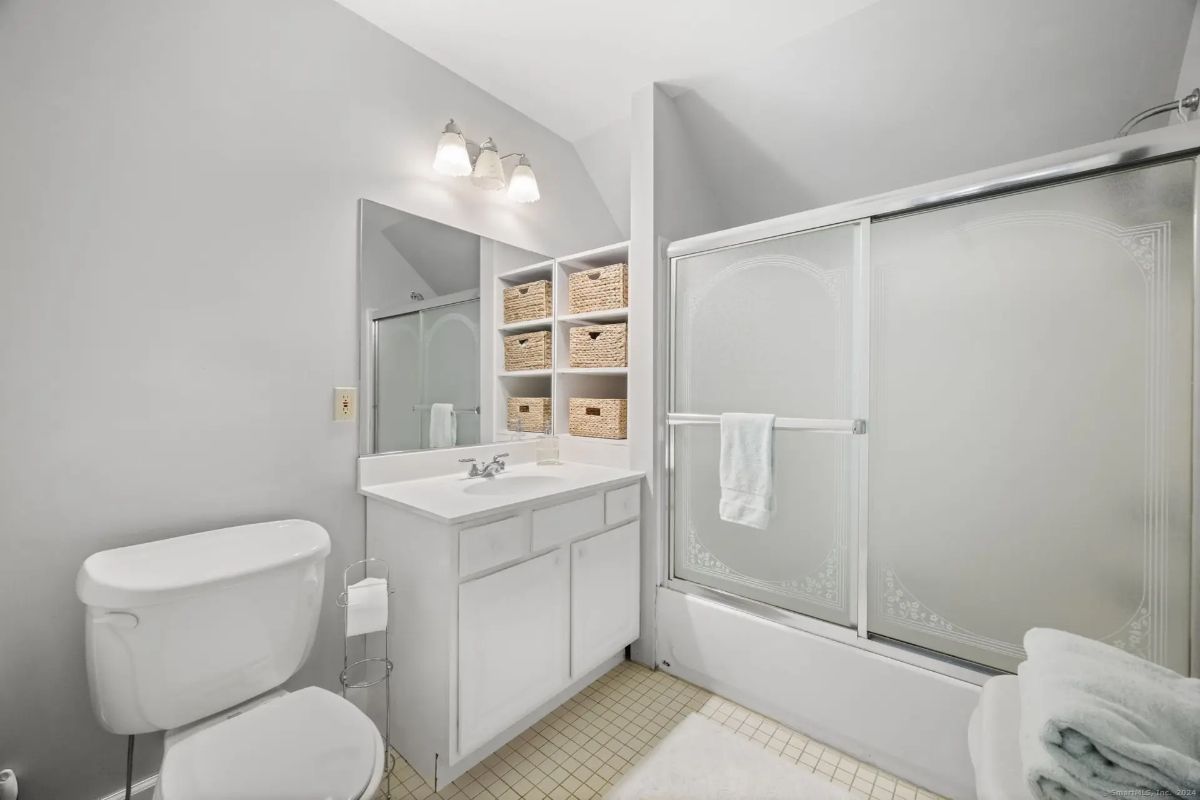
left=76, top=519, right=384, bottom=800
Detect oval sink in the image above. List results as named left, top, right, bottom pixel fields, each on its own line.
left=462, top=474, right=565, bottom=496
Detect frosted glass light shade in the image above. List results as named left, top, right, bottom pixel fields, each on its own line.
left=432, top=121, right=471, bottom=177
left=508, top=157, right=540, bottom=203
left=471, top=138, right=506, bottom=190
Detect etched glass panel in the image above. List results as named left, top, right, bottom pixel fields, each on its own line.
left=421, top=300, right=481, bottom=448
left=868, top=161, right=1194, bottom=672
left=671, top=223, right=860, bottom=625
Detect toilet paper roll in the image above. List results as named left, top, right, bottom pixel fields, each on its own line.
left=345, top=577, right=389, bottom=637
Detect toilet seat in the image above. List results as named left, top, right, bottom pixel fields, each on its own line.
left=157, top=686, right=382, bottom=800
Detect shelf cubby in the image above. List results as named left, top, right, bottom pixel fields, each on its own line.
left=550, top=241, right=630, bottom=444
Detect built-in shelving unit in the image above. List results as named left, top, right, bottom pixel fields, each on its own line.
left=492, top=258, right=556, bottom=441
left=488, top=243, right=631, bottom=450
left=553, top=242, right=630, bottom=445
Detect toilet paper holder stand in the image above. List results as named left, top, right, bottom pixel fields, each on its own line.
left=337, top=557, right=396, bottom=799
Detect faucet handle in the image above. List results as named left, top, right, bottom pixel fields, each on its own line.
left=492, top=452, right=510, bottom=460
left=458, top=457, right=477, bottom=463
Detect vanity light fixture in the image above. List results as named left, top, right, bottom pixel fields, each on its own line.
left=432, top=119, right=472, bottom=177
left=507, top=155, right=541, bottom=204
left=471, top=138, right=506, bottom=190
left=431, top=119, right=541, bottom=203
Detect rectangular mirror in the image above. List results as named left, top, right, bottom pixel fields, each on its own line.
left=358, top=200, right=550, bottom=455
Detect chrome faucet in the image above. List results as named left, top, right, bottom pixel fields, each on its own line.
left=459, top=453, right=509, bottom=479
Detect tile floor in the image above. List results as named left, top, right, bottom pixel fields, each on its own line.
left=377, top=660, right=945, bottom=800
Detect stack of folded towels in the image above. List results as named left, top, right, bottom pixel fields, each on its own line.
left=1018, top=628, right=1200, bottom=799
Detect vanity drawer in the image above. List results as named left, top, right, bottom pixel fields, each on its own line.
left=604, top=484, right=640, bottom=525
left=531, top=493, right=604, bottom=551
left=459, top=516, right=528, bottom=577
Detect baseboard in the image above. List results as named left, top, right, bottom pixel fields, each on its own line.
left=97, top=774, right=157, bottom=800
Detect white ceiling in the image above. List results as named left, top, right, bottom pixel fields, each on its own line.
left=330, top=0, right=881, bottom=142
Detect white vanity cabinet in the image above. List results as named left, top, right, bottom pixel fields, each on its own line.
left=571, top=522, right=640, bottom=676
left=458, top=549, right=569, bottom=754
left=364, top=474, right=642, bottom=791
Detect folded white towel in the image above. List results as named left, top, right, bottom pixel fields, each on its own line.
left=969, top=676, right=1037, bottom=800
left=718, top=412, right=775, bottom=530
left=429, top=402, right=456, bottom=449
left=1018, top=713, right=1096, bottom=800
left=1018, top=628, right=1200, bottom=800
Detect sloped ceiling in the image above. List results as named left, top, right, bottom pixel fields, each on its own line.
left=364, top=201, right=482, bottom=297
left=668, top=0, right=1198, bottom=229
left=379, top=210, right=481, bottom=296
left=328, top=0, right=882, bottom=142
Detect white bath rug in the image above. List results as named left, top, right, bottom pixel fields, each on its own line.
left=606, top=713, right=852, bottom=799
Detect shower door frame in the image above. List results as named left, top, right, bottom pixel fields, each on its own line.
left=662, top=124, right=1200, bottom=683
left=362, top=288, right=481, bottom=455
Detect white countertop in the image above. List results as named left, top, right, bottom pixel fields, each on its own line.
left=360, top=460, right=643, bottom=524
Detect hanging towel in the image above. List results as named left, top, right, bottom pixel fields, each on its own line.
left=1018, top=628, right=1200, bottom=800
left=429, top=403, right=456, bottom=449
left=718, top=412, right=776, bottom=530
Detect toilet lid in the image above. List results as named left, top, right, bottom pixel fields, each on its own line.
left=159, top=687, right=380, bottom=800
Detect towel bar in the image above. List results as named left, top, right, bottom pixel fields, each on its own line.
left=412, top=404, right=481, bottom=414
left=666, top=413, right=866, bottom=434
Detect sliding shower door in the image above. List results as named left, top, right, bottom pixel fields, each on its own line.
left=868, top=161, right=1195, bottom=673
left=670, top=223, right=864, bottom=627
left=374, top=298, right=481, bottom=452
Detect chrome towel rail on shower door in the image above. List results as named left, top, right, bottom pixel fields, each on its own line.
left=666, top=413, right=866, bottom=434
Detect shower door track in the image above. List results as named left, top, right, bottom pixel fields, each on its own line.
left=661, top=124, right=1200, bottom=683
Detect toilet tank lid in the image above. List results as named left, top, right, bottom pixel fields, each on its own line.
left=76, top=519, right=331, bottom=608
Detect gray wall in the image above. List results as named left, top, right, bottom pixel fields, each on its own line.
left=1177, top=1, right=1200, bottom=100
left=0, top=1, right=618, bottom=797
left=575, top=118, right=634, bottom=238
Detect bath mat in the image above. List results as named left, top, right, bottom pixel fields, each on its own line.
left=606, top=713, right=852, bottom=799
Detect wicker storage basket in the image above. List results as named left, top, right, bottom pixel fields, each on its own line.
left=507, top=397, right=551, bottom=434
left=568, top=264, right=628, bottom=314
left=503, top=330, right=552, bottom=371
left=568, top=397, right=628, bottom=439
left=503, top=280, right=552, bottom=323
left=569, top=323, right=628, bottom=368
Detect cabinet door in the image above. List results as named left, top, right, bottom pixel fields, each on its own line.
left=458, top=550, right=569, bottom=754
left=571, top=522, right=640, bottom=677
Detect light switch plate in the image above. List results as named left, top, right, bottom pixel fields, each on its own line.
left=333, top=387, right=357, bottom=421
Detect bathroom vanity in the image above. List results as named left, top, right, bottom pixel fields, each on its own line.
left=361, top=458, right=643, bottom=790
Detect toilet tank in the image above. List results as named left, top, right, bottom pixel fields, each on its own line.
left=76, top=519, right=331, bottom=734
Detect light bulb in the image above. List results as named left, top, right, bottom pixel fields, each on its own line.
left=432, top=119, right=471, bottom=177
left=508, top=156, right=540, bottom=203
left=471, top=137, right=506, bottom=191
